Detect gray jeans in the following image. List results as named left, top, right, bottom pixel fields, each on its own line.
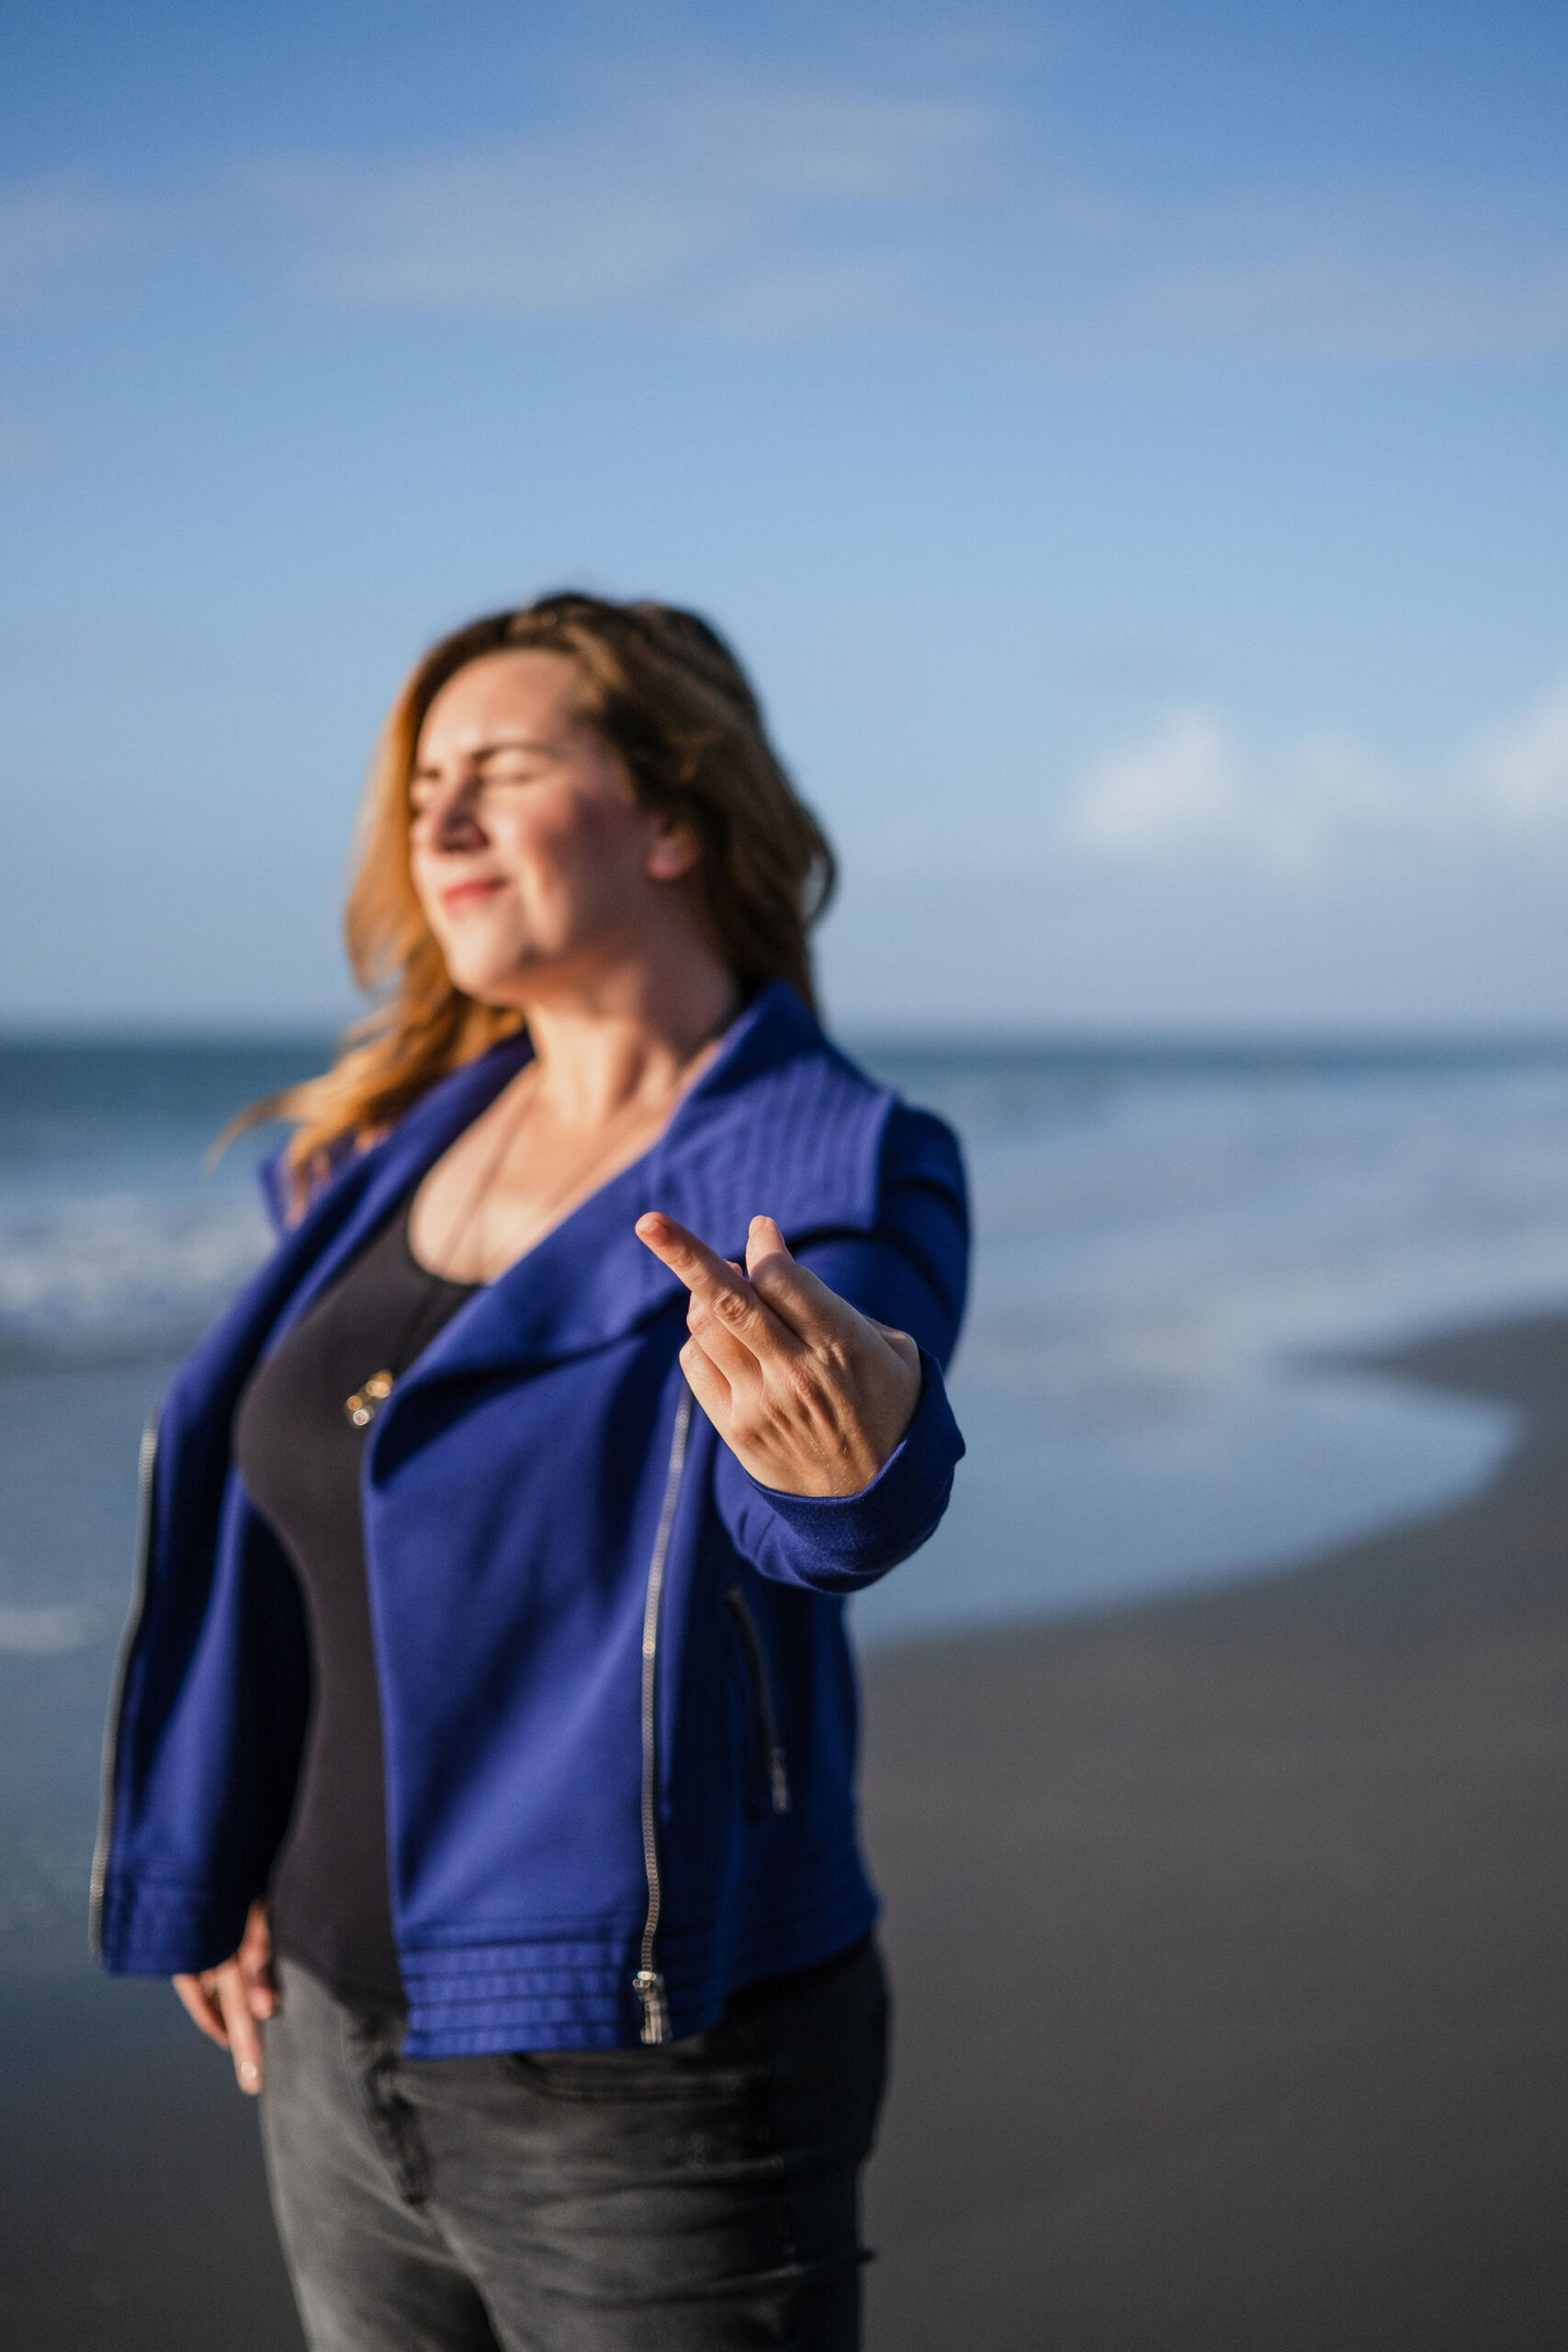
left=259, top=1942, right=889, bottom=2351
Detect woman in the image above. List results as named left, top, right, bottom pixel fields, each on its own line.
left=95, top=592, right=967, bottom=2350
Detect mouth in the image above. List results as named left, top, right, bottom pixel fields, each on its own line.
left=438, top=876, right=507, bottom=913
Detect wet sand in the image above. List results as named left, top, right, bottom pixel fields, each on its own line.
left=6, top=1313, right=1567, bottom=2349
left=863, top=1312, right=1568, bottom=2348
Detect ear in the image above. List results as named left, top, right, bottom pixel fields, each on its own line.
left=644, top=816, right=700, bottom=883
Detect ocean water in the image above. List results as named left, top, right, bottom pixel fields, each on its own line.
left=4, top=1030, right=1568, bottom=1967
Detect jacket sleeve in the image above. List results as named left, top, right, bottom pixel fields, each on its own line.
left=711, top=1103, right=969, bottom=1594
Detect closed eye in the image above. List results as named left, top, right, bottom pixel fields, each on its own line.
left=410, top=734, right=569, bottom=807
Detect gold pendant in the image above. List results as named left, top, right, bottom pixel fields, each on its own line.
left=344, top=1370, right=395, bottom=1429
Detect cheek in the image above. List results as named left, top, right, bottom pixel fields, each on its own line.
left=408, top=839, right=443, bottom=914
left=507, top=793, right=647, bottom=899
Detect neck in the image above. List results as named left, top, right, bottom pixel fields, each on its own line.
left=509, top=955, right=742, bottom=1129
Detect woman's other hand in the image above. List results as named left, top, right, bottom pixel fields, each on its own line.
left=636, top=1212, right=922, bottom=1497
left=172, top=1899, right=276, bottom=2095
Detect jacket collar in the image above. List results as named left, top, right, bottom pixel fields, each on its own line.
left=334, top=981, right=897, bottom=1403
left=267, top=1028, right=536, bottom=1348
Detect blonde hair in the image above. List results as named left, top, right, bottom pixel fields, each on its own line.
left=242, top=592, right=836, bottom=1202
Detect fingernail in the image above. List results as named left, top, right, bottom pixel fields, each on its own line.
left=239, top=2060, right=259, bottom=2089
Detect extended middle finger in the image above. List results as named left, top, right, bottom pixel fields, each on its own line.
left=636, top=1214, right=795, bottom=1361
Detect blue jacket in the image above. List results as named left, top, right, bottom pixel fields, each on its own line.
left=94, top=985, right=968, bottom=2055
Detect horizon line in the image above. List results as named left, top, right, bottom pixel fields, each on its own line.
left=6, top=1017, right=1568, bottom=1063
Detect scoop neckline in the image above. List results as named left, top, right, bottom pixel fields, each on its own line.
left=397, top=1191, right=483, bottom=1294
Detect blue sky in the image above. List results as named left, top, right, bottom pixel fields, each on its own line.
left=3, top=0, right=1566, bottom=1029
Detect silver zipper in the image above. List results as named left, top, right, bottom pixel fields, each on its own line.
left=724, top=1585, right=792, bottom=1815
left=632, top=1385, right=693, bottom=2045
left=89, top=1410, right=160, bottom=1957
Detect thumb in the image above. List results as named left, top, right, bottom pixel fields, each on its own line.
left=744, top=1215, right=793, bottom=1280
left=239, top=1899, right=276, bottom=2019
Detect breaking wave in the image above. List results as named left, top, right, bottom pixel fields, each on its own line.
left=0, top=1192, right=272, bottom=1370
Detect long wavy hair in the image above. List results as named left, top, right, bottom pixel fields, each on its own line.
left=238, top=592, right=836, bottom=1204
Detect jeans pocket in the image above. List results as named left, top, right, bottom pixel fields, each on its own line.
left=501, top=2036, right=758, bottom=2106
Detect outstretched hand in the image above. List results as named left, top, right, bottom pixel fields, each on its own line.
left=636, top=1212, right=921, bottom=1498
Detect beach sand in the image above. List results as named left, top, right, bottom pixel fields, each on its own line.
left=5, top=1312, right=1566, bottom=2348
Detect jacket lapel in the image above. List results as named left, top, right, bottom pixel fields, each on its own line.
left=384, top=985, right=895, bottom=1398
left=267, top=1033, right=535, bottom=1348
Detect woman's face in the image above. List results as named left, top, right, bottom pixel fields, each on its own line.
left=408, top=650, right=696, bottom=1007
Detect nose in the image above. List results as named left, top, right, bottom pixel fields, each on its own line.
left=412, top=767, right=488, bottom=852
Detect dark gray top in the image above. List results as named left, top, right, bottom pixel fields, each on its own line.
left=234, top=1198, right=476, bottom=2005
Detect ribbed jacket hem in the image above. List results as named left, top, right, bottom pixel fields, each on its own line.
left=398, top=1839, right=879, bottom=2057
left=97, top=1847, right=881, bottom=2055
left=96, top=1871, right=254, bottom=1978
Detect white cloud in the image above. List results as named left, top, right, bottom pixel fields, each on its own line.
left=1063, top=707, right=1412, bottom=876
left=6, top=46, right=1568, bottom=367
left=262, top=122, right=1568, bottom=358
left=1065, top=710, right=1241, bottom=852
left=0, top=1602, right=97, bottom=1654
left=248, top=81, right=992, bottom=325
left=1472, top=677, right=1568, bottom=821
left=1091, top=175, right=1568, bottom=366
left=1145, top=252, right=1568, bottom=365
left=691, top=254, right=912, bottom=339
left=671, top=86, right=991, bottom=205
left=0, top=175, right=159, bottom=309
left=1062, top=674, right=1568, bottom=878
left=301, top=162, right=727, bottom=316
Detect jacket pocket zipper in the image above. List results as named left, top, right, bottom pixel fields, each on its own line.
left=724, top=1585, right=792, bottom=1817
left=633, top=1385, right=693, bottom=2046
left=89, top=1410, right=160, bottom=1957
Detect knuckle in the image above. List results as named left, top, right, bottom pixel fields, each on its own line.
left=779, top=1359, right=824, bottom=1418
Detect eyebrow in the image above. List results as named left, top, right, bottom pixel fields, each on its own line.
left=411, top=734, right=566, bottom=773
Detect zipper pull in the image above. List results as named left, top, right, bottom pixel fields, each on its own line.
left=767, top=1748, right=792, bottom=1815
left=633, top=1967, right=671, bottom=2044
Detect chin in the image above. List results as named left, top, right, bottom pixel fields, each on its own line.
left=429, top=922, right=531, bottom=1005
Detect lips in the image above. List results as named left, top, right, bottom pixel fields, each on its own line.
left=439, top=876, right=506, bottom=912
